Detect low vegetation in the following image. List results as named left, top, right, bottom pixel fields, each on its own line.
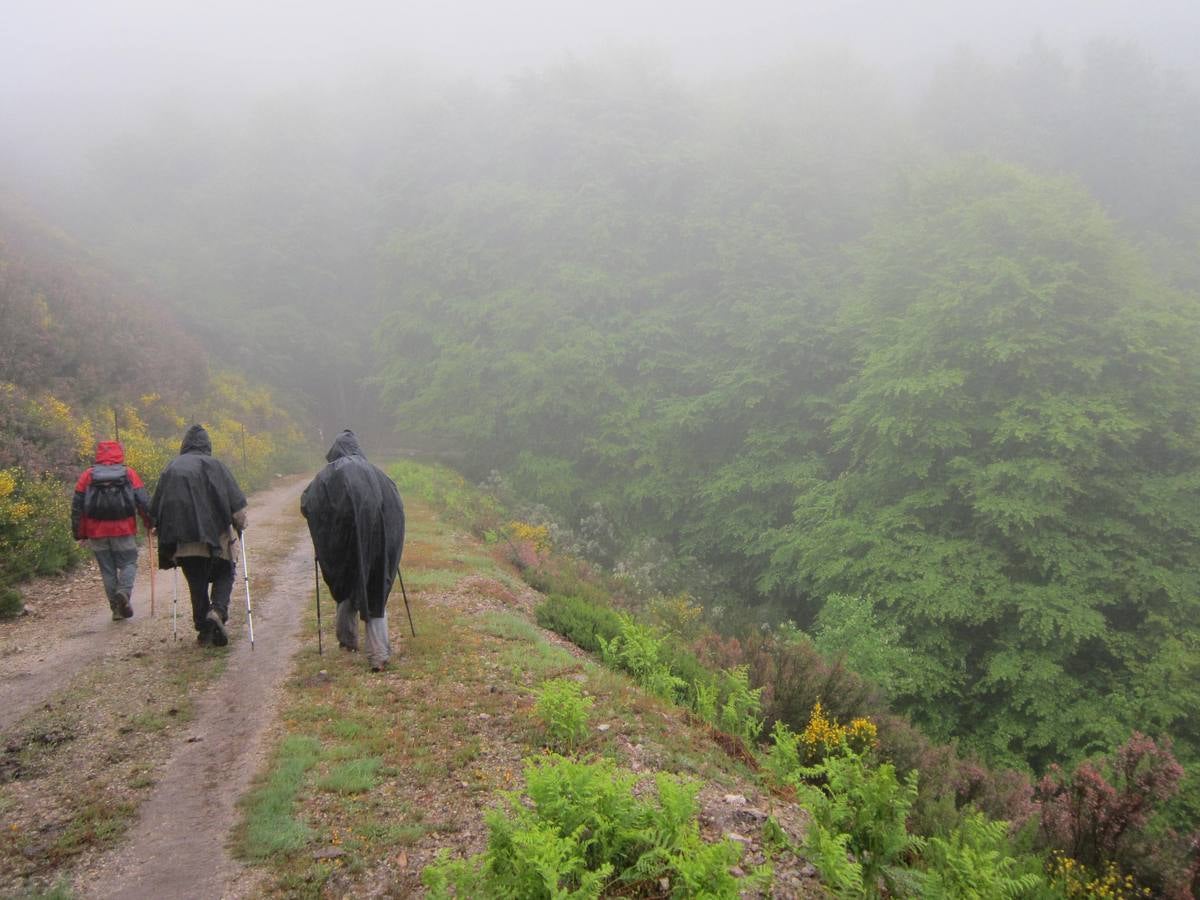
left=398, top=459, right=1199, bottom=896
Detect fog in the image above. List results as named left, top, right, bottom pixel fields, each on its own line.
left=3, top=0, right=1197, bottom=166
left=3, top=0, right=1199, bottom=443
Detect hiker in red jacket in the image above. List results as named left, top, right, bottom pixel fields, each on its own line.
left=71, top=441, right=154, bottom=620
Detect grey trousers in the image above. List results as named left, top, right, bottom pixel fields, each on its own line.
left=336, top=600, right=390, bottom=667
left=90, top=537, right=138, bottom=609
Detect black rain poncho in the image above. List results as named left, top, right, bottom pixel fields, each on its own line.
left=302, top=431, right=405, bottom=620
left=151, top=425, right=248, bottom=569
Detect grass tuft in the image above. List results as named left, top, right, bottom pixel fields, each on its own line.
left=237, top=735, right=322, bottom=860
left=318, top=757, right=382, bottom=795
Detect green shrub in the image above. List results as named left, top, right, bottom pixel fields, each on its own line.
left=918, top=812, right=1048, bottom=899
left=0, top=467, right=82, bottom=593
left=535, top=595, right=623, bottom=654
left=764, top=720, right=803, bottom=785
left=0, top=581, right=21, bottom=617
left=534, top=678, right=594, bottom=751
left=794, top=749, right=922, bottom=897
left=691, top=680, right=718, bottom=725
left=717, top=666, right=764, bottom=745
left=524, top=557, right=616, bottom=609
left=599, top=616, right=688, bottom=703
left=389, top=459, right=504, bottom=534
left=421, top=755, right=749, bottom=898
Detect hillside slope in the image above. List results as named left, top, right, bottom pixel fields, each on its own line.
left=0, top=200, right=310, bottom=612
left=231, top=491, right=822, bottom=898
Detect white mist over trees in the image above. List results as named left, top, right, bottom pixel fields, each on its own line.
left=4, top=0, right=1200, bottom=843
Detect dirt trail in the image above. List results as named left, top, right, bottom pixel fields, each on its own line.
left=0, top=541, right=162, bottom=736
left=63, top=475, right=315, bottom=899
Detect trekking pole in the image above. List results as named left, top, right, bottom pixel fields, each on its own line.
left=314, top=557, right=324, bottom=655
left=148, top=531, right=156, bottom=618
left=172, top=568, right=179, bottom=641
left=240, top=533, right=255, bottom=649
left=397, top=566, right=416, bottom=637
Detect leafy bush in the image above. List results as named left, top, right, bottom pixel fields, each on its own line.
left=525, top=555, right=623, bottom=611
left=390, top=459, right=504, bottom=535
left=535, top=595, right=623, bottom=655
left=648, top=592, right=706, bottom=641
left=421, top=755, right=749, bottom=898
left=919, top=813, right=1047, bottom=899
left=717, top=666, right=764, bottom=745
left=599, top=616, right=687, bottom=703
left=1037, top=733, right=1183, bottom=871
left=499, top=519, right=553, bottom=571
left=0, top=467, right=83, bottom=612
left=1047, top=854, right=1154, bottom=899
left=693, top=629, right=880, bottom=740
left=534, top=678, right=594, bottom=751
left=0, top=583, right=21, bottom=618
left=793, top=749, right=922, bottom=897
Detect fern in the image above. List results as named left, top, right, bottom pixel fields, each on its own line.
left=717, top=665, right=763, bottom=744
left=798, top=749, right=922, bottom=897
left=691, top=680, right=718, bottom=725
left=764, top=720, right=802, bottom=784
left=804, top=822, right=865, bottom=897
left=919, top=812, right=1048, bottom=899
left=422, top=755, right=755, bottom=898
left=533, top=678, right=594, bottom=751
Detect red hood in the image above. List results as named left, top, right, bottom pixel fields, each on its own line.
left=95, top=441, right=125, bottom=465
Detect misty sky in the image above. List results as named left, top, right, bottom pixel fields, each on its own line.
left=2, top=0, right=1197, bottom=180
left=4, top=0, right=1197, bottom=101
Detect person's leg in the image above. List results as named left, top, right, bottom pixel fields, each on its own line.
left=92, top=546, right=120, bottom=617
left=179, top=558, right=212, bottom=637
left=113, top=545, right=138, bottom=617
left=205, top=558, right=235, bottom=646
left=365, top=611, right=391, bottom=671
left=208, top=558, right=235, bottom=622
left=335, top=599, right=359, bottom=650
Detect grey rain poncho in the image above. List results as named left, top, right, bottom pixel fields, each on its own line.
left=301, top=430, right=405, bottom=619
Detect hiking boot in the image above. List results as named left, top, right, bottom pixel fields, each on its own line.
left=197, top=630, right=213, bottom=647
left=115, top=591, right=133, bottom=619
left=111, top=607, right=123, bottom=622
left=206, top=609, right=229, bottom=647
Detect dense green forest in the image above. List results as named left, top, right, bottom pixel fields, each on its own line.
left=8, top=41, right=1200, bottom=821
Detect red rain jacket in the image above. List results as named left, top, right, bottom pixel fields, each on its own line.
left=71, top=441, right=153, bottom=540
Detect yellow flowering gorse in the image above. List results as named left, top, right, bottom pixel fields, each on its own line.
left=1048, top=853, right=1152, bottom=898
left=800, top=701, right=878, bottom=763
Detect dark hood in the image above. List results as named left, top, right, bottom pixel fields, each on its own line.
left=94, top=440, right=125, bottom=465
left=180, top=425, right=212, bottom=455
left=326, top=430, right=365, bottom=463
left=151, top=425, right=246, bottom=565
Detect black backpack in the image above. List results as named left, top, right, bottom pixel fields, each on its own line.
left=84, top=464, right=136, bottom=521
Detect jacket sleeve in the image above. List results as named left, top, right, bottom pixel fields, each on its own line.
left=71, top=468, right=91, bottom=540
left=127, top=468, right=154, bottom=530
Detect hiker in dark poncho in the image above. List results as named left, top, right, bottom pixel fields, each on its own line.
left=302, top=430, right=405, bottom=671
left=151, top=425, right=248, bottom=647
